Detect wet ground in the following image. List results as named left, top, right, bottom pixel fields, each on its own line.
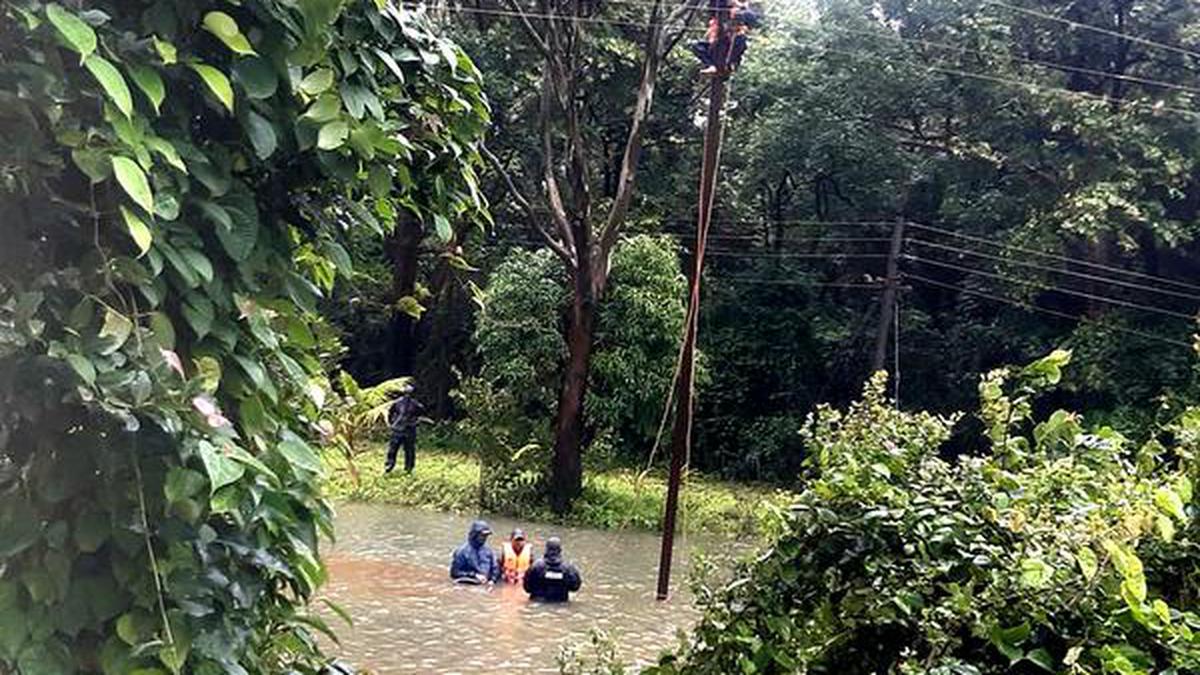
left=322, top=503, right=739, bottom=673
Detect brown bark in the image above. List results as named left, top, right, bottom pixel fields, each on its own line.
left=385, top=217, right=423, bottom=377
left=548, top=263, right=597, bottom=512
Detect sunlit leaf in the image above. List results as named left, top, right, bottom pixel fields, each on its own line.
left=190, top=63, right=235, bottom=112
left=119, top=205, right=152, bottom=256
left=111, top=156, right=154, bottom=213
left=85, top=54, right=133, bottom=118
left=46, top=4, right=95, bottom=59
left=202, top=11, right=256, bottom=55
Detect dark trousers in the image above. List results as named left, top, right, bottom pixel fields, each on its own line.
left=690, top=35, right=747, bottom=69
left=386, top=430, right=416, bottom=473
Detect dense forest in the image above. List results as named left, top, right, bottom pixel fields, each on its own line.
left=333, top=0, right=1200, bottom=487
left=2, top=0, right=1199, bottom=673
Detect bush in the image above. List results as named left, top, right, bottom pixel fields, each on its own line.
left=652, top=352, right=1200, bottom=675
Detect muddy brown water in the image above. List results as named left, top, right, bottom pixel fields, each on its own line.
left=321, top=503, right=743, bottom=673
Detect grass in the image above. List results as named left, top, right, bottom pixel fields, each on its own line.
left=322, top=440, right=796, bottom=538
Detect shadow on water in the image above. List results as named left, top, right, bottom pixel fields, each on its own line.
left=321, top=503, right=745, bottom=674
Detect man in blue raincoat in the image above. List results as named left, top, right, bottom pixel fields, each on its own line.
left=450, top=520, right=501, bottom=584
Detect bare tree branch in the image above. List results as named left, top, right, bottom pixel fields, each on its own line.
left=500, top=0, right=554, bottom=60
left=662, top=0, right=704, bottom=57
left=481, top=144, right=575, bottom=264
left=540, top=74, right=577, bottom=259
left=596, top=0, right=669, bottom=267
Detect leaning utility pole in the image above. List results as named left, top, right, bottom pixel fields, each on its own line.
left=656, top=0, right=730, bottom=602
left=872, top=218, right=906, bottom=374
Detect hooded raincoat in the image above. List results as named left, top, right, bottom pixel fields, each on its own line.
left=450, top=520, right=501, bottom=583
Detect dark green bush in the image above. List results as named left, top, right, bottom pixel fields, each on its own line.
left=652, top=352, right=1200, bottom=675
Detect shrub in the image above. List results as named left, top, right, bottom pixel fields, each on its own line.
left=651, top=352, right=1200, bottom=675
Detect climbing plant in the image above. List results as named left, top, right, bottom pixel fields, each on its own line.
left=0, top=0, right=487, bottom=672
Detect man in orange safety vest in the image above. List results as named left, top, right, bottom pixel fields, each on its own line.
left=499, top=528, right=532, bottom=584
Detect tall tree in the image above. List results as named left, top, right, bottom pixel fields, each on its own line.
left=489, top=0, right=698, bottom=511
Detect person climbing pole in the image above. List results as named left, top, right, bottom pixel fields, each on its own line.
left=690, top=0, right=759, bottom=75
left=384, top=383, right=424, bottom=473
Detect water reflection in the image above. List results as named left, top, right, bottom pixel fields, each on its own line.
left=323, top=504, right=738, bottom=673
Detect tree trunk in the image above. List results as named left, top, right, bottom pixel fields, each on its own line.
left=548, top=266, right=598, bottom=513
left=385, top=218, right=423, bottom=378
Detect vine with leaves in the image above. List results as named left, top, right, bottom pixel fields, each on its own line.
left=0, top=0, right=487, bottom=672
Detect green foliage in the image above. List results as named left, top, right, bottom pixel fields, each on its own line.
left=652, top=354, right=1200, bottom=674
left=467, top=235, right=688, bottom=467
left=0, top=0, right=486, bottom=671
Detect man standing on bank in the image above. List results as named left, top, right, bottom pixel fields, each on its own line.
left=385, top=383, right=424, bottom=473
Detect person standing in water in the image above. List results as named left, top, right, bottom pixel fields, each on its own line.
left=384, top=383, right=424, bottom=473
left=499, top=529, right=532, bottom=584
left=450, top=520, right=501, bottom=584
left=523, top=537, right=582, bottom=602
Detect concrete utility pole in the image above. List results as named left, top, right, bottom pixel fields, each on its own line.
left=872, top=218, right=906, bottom=374
left=656, top=0, right=730, bottom=602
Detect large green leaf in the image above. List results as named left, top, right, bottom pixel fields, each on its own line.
left=190, top=63, right=235, bottom=113
left=18, top=638, right=73, bottom=675
left=317, top=120, right=349, bottom=150
left=45, top=4, right=95, bottom=59
left=202, top=11, right=256, bottom=55
left=233, top=57, right=278, bottom=99
left=127, top=64, right=166, bottom=115
left=243, top=111, right=277, bottom=160
left=119, top=205, right=152, bottom=256
left=98, top=308, right=133, bottom=354
left=214, top=202, right=259, bottom=261
left=298, top=68, right=334, bottom=96
left=85, top=54, right=133, bottom=118
left=278, top=432, right=322, bottom=474
left=111, top=156, right=154, bottom=214
left=198, top=440, right=245, bottom=494
left=433, top=213, right=452, bottom=242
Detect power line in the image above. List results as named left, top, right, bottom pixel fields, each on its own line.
left=698, top=250, right=888, bottom=259
left=905, top=221, right=1200, bottom=293
left=904, top=272, right=1193, bottom=348
left=713, top=277, right=882, bottom=288
left=822, top=23, right=1200, bottom=98
left=903, top=254, right=1198, bottom=320
left=817, top=43, right=1200, bottom=119
left=403, top=1, right=707, bottom=33
left=984, top=0, right=1200, bottom=63
left=909, top=238, right=1200, bottom=302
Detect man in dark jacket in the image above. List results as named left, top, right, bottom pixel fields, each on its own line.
left=385, top=384, right=424, bottom=473
left=450, top=520, right=501, bottom=584
left=523, top=537, right=582, bottom=602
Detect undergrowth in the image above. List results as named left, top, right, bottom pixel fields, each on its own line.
left=322, top=440, right=795, bottom=537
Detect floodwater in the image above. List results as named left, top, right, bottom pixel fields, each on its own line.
left=322, top=503, right=739, bottom=673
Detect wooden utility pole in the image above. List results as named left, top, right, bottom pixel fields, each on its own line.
left=656, top=3, right=730, bottom=602
left=872, top=218, right=906, bottom=374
